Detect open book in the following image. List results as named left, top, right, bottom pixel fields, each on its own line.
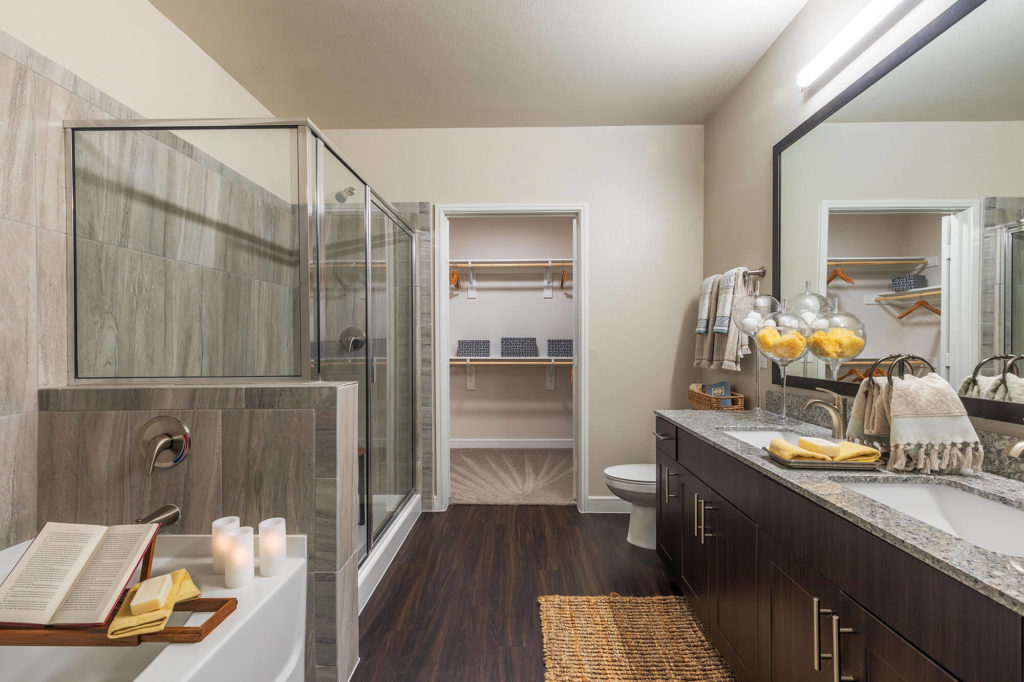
left=0, top=522, right=158, bottom=627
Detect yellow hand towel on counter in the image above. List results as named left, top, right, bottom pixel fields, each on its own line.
left=107, top=569, right=200, bottom=639
left=798, top=436, right=841, bottom=459
left=833, top=441, right=881, bottom=463
left=768, top=438, right=832, bottom=461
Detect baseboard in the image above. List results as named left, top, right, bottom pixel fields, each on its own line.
left=357, top=494, right=421, bottom=613
left=583, top=495, right=631, bottom=513
left=450, top=438, right=574, bottom=449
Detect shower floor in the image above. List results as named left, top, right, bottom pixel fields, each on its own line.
left=450, top=449, right=574, bottom=505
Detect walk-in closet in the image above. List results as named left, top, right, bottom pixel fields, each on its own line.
left=446, top=216, right=576, bottom=505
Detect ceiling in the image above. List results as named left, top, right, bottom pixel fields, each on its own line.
left=832, top=0, right=1024, bottom=123
left=150, top=0, right=808, bottom=128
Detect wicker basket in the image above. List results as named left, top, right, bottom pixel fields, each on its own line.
left=688, top=388, right=745, bottom=411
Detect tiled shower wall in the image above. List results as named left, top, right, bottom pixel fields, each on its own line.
left=0, top=28, right=138, bottom=548
left=37, top=384, right=360, bottom=681
left=73, top=128, right=302, bottom=377
left=396, top=202, right=436, bottom=510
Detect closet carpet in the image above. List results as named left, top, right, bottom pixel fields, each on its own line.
left=450, top=449, right=574, bottom=505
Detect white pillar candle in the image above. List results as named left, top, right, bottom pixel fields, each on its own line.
left=224, top=526, right=254, bottom=589
left=211, top=516, right=240, bottom=574
left=258, top=517, right=287, bottom=577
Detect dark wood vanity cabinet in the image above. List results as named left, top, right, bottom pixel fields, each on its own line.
left=656, top=420, right=1023, bottom=682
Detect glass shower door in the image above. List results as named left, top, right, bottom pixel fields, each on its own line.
left=368, top=201, right=415, bottom=542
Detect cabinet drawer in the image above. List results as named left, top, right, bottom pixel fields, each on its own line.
left=677, top=428, right=758, bottom=520
left=653, top=417, right=677, bottom=460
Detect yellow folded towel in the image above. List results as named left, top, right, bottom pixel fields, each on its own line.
left=833, top=441, right=881, bottom=463
left=768, top=438, right=832, bottom=461
left=107, top=569, right=200, bottom=639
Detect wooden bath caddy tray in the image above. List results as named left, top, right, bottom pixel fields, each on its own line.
left=0, top=541, right=237, bottom=646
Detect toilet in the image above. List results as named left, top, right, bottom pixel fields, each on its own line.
left=603, top=464, right=657, bottom=550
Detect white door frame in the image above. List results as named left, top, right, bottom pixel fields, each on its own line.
left=432, top=203, right=589, bottom=512
left=817, top=199, right=981, bottom=382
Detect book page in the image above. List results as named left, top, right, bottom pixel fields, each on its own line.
left=0, top=523, right=107, bottom=625
left=50, top=524, right=158, bottom=626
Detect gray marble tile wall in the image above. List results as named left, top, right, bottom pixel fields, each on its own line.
left=396, top=202, right=435, bottom=510
left=37, top=383, right=360, bottom=681
left=73, top=127, right=302, bottom=378
left=766, top=387, right=1024, bottom=483
left=0, top=28, right=135, bottom=548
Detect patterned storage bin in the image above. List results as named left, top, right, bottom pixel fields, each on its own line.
left=456, top=339, right=490, bottom=357
left=547, top=339, right=573, bottom=358
left=501, top=337, right=539, bottom=357
left=891, top=273, right=927, bottom=292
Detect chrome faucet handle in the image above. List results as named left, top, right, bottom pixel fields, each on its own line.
left=140, top=416, right=192, bottom=476
left=1004, top=441, right=1024, bottom=459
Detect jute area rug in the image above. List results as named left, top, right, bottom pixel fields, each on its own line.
left=538, top=594, right=735, bottom=681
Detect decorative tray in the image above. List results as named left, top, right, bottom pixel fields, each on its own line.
left=761, top=447, right=881, bottom=471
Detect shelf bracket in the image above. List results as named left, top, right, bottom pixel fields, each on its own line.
left=465, top=359, right=476, bottom=390
left=543, top=261, right=553, bottom=299
left=546, top=360, right=556, bottom=391
left=466, top=261, right=477, bottom=299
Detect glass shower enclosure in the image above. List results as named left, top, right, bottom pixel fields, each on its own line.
left=66, top=120, right=415, bottom=563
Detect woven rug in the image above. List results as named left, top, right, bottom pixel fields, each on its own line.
left=538, top=594, right=735, bottom=681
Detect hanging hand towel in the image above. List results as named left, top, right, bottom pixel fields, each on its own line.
left=846, top=377, right=890, bottom=452
left=887, top=372, right=984, bottom=474
left=694, top=275, right=721, bottom=368
left=696, top=274, right=720, bottom=335
left=992, top=373, right=1024, bottom=402
left=713, top=267, right=745, bottom=334
left=863, top=378, right=893, bottom=437
left=958, top=374, right=1002, bottom=399
left=710, top=268, right=754, bottom=371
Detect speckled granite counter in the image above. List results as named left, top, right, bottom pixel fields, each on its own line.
left=656, top=409, right=1024, bottom=616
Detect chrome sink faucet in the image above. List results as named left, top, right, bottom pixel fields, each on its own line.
left=802, top=388, right=848, bottom=439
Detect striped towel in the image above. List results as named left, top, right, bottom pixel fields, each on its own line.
left=696, top=275, right=720, bottom=335
left=694, top=276, right=721, bottom=368
left=713, top=267, right=746, bottom=334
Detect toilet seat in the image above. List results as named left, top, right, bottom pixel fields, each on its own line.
left=604, top=464, right=656, bottom=485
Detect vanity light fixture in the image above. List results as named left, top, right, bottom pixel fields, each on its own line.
left=796, top=0, right=906, bottom=88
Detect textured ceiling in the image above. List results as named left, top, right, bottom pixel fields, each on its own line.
left=150, top=0, right=808, bottom=128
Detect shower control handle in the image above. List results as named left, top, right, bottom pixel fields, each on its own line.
left=140, top=416, right=192, bottom=476
left=339, top=327, right=366, bottom=353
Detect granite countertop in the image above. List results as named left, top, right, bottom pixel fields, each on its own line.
left=656, top=409, right=1024, bottom=616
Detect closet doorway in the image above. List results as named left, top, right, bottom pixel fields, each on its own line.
left=434, top=204, right=589, bottom=512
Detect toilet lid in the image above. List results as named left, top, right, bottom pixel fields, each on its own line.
left=604, top=463, right=656, bottom=484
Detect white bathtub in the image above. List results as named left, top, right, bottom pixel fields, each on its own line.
left=0, top=534, right=307, bottom=682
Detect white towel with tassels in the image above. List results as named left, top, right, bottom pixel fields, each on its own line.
left=887, top=372, right=984, bottom=474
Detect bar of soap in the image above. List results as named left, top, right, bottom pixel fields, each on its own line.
left=130, top=573, right=173, bottom=615
left=798, top=436, right=841, bottom=460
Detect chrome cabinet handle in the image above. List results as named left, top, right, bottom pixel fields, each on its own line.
left=693, top=494, right=700, bottom=537
left=661, top=467, right=678, bottom=503
left=812, top=597, right=834, bottom=671
left=699, top=499, right=715, bottom=544
left=651, top=431, right=674, bottom=441
left=831, top=614, right=855, bottom=682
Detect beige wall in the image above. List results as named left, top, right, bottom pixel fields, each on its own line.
left=701, top=0, right=958, bottom=398
left=325, top=125, right=705, bottom=500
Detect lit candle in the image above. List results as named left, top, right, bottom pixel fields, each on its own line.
left=211, top=515, right=240, bottom=574
left=224, top=526, right=254, bottom=589
left=258, top=517, right=287, bottom=577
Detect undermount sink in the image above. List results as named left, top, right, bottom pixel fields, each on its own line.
left=840, top=482, right=1024, bottom=557
left=723, top=430, right=815, bottom=449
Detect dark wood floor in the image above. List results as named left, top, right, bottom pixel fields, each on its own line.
left=352, top=505, right=675, bottom=681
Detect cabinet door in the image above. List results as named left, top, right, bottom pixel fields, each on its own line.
left=757, top=530, right=839, bottom=682
left=834, top=593, right=957, bottom=682
left=656, top=452, right=682, bottom=578
left=708, top=490, right=759, bottom=681
left=680, top=467, right=712, bottom=628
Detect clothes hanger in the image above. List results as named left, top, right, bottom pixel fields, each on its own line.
left=561, top=269, right=566, bottom=289
left=826, top=267, right=855, bottom=284
left=449, top=269, right=460, bottom=289
left=896, top=299, right=941, bottom=320
left=838, top=367, right=864, bottom=382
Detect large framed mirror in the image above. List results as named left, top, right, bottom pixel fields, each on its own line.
left=774, top=0, right=1024, bottom=422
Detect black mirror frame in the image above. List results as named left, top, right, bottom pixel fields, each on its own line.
left=770, top=0, right=1023, bottom=423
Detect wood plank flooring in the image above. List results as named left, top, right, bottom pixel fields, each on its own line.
left=353, top=505, right=675, bottom=681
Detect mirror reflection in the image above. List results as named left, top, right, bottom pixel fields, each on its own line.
left=779, top=0, right=1024, bottom=404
